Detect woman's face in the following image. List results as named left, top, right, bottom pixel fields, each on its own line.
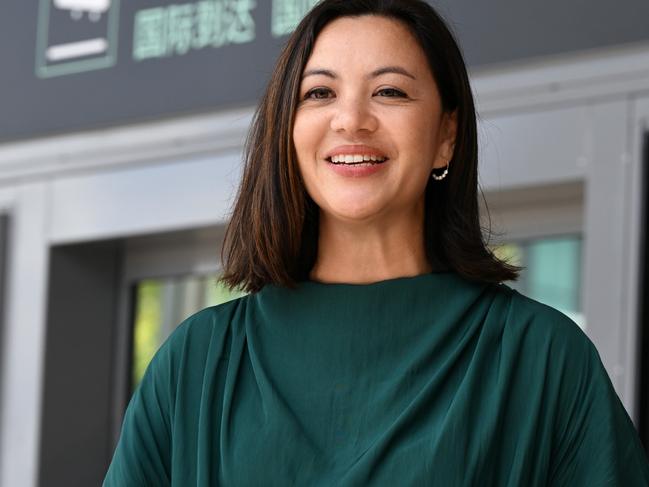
left=293, top=14, right=456, bottom=224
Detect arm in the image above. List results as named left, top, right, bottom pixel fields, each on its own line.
left=549, top=335, right=649, bottom=486
left=103, top=337, right=176, bottom=487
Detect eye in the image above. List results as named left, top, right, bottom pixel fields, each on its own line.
left=375, top=88, right=407, bottom=98
left=303, top=87, right=333, bottom=100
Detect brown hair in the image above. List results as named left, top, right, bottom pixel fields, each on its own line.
left=220, top=0, right=521, bottom=293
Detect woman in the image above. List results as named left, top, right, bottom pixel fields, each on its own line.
left=104, top=0, right=649, bottom=485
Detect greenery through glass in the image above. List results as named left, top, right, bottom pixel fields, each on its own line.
left=131, top=275, right=247, bottom=391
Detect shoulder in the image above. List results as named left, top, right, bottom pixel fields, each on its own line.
left=488, top=286, right=621, bottom=436
left=147, top=294, right=253, bottom=380
left=491, top=283, right=596, bottom=366
left=169, top=295, right=247, bottom=342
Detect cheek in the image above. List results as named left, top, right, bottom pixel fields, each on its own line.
left=403, top=117, right=440, bottom=172
left=292, top=113, right=322, bottom=194
left=292, top=111, right=323, bottom=156
left=292, top=111, right=330, bottom=179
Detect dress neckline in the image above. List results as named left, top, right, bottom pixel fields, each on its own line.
left=299, top=270, right=457, bottom=289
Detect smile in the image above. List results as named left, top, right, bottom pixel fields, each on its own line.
left=326, top=154, right=389, bottom=164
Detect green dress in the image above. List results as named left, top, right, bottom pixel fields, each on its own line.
left=103, top=272, right=649, bottom=486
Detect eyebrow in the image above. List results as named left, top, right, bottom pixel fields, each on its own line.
left=301, top=65, right=417, bottom=81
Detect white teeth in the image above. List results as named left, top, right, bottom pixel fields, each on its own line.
left=330, top=154, right=387, bottom=163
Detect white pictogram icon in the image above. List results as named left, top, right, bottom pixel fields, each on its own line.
left=36, top=0, right=120, bottom=77
left=53, top=0, right=111, bottom=22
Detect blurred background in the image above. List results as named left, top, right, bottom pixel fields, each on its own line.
left=0, top=0, right=648, bottom=485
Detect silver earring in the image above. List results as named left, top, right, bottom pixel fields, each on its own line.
left=431, top=160, right=449, bottom=181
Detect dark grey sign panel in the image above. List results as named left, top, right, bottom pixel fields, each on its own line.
left=2, top=0, right=320, bottom=143
left=2, top=0, right=649, bottom=143
left=439, top=1, right=649, bottom=69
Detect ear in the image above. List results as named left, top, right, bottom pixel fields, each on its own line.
left=433, top=110, right=457, bottom=169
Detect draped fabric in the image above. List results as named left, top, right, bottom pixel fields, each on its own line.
left=104, top=272, right=649, bottom=486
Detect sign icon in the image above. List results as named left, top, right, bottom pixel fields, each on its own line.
left=35, top=0, right=120, bottom=78
left=54, top=0, right=111, bottom=22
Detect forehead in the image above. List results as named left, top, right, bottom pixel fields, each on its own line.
left=304, top=15, right=429, bottom=76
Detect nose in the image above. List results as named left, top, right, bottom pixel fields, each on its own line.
left=329, top=95, right=378, bottom=134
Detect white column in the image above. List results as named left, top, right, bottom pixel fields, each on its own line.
left=0, top=183, right=49, bottom=487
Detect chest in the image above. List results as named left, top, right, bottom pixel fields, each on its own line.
left=172, top=366, right=552, bottom=487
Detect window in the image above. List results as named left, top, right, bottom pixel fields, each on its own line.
left=493, top=234, right=584, bottom=329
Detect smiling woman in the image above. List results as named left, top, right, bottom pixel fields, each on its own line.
left=103, top=1, right=649, bottom=486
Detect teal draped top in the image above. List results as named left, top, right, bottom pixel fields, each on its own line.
left=104, top=272, right=649, bottom=486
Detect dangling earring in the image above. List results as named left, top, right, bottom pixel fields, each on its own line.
left=431, top=160, right=449, bottom=181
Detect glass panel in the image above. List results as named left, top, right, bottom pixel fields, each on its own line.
left=132, top=280, right=162, bottom=391
left=131, top=274, right=247, bottom=390
left=492, top=234, right=585, bottom=330
left=527, top=237, right=581, bottom=316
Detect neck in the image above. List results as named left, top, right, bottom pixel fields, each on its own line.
left=308, top=209, right=431, bottom=284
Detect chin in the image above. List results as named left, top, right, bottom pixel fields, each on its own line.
left=327, top=203, right=384, bottom=222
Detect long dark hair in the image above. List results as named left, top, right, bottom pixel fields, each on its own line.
left=220, top=0, right=521, bottom=293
